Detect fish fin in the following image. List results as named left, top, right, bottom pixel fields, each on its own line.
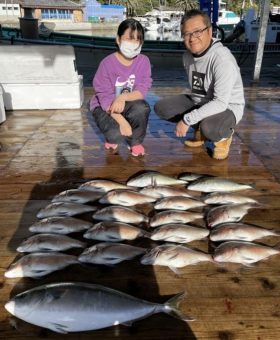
left=164, top=292, right=194, bottom=322
left=49, top=323, right=69, bottom=334
left=169, top=266, right=182, bottom=276
left=243, top=262, right=257, bottom=268
left=120, top=320, right=134, bottom=327
left=273, top=242, right=280, bottom=251
left=151, top=177, right=158, bottom=188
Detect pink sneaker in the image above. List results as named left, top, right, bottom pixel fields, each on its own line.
left=129, top=144, right=145, bottom=157
left=105, top=142, right=118, bottom=150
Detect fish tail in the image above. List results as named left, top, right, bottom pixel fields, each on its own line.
left=164, top=292, right=194, bottom=322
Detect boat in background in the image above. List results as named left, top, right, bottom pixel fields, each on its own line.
left=1, top=7, right=279, bottom=72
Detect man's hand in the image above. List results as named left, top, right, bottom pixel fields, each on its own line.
left=175, top=120, right=189, bottom=137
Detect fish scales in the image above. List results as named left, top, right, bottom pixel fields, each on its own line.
left=93, top=206, right=148, bottom=224
left=37, top=202, right=96, bottom=219
left=29, top=216, right=92, bottom=234
left=83, top=221, right=149, bottom=242
left=150, top=210, right=203, bottom=227
left=188, top=177, right=253, bottom=192
left=17, top=233, right=86, bottom=253
left=213, top=241, right=280, bottom=265
left=5, top=282, right=192, bottom=333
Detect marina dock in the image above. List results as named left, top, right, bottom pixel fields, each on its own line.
left=0, top=67, right=280, bottom=339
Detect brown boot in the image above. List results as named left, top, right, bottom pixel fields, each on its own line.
left=184, top=129, right=205, bottom=147
left=213, top=132, right=233, bottom=160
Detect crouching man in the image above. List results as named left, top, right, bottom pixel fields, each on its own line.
left=154, top=9, right=245, bottom=160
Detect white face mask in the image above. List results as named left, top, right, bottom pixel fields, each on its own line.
left=119, top=40, right=142, bottom=59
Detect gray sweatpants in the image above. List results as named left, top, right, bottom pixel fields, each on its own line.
left=154, top=94, right=236, bottom=142
left=92, top=100, right=151, bottom=146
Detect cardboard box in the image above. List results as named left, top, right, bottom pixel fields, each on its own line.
left=0, top=45, right=84, bottom=110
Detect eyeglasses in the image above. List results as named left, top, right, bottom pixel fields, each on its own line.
left=182, top=26, right=209, bottom=40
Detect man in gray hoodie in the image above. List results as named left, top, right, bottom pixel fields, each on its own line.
left=154, top=9, right=245, bottom=160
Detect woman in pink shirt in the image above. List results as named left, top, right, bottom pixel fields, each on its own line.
left=90, top=19, right=152, bottom=157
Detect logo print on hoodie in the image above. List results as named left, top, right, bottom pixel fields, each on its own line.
left=192, top=71, right=206, bottom=95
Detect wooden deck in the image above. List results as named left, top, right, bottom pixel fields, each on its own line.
left=0, top=78, right=280, bottom=340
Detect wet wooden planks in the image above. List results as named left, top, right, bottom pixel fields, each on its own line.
left=0, top=83, right=279, bottom=340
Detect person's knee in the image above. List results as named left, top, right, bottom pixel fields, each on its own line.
left=200, top=120, right=214, bottom=141
left=154, top=100, right=165, bottom=117
left=130, top=100, right=151, bottom=118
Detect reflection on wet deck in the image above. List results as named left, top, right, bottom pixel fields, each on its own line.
left=0, top=79, right=279, bottom=339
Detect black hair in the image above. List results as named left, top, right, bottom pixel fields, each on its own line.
left=117, top=18, right=145, bottom=44
left=181, top=9, right=212, bottom=29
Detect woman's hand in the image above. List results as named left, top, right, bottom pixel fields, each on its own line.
left=109, top=95, right=126, bottom=114
left=119, top=118, right=132, bottom=136
left=175, top=120, right=189, bottom=137
left=110, top=113, right=132, bottom=136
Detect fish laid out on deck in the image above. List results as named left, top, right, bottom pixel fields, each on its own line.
left=140, top=185, right=193, bottom=198
left=213, top=241, right=280, bottom=266
left=206, top=202, right=261, bottom=228
left=5, top=253, right=79, bottom=278
left=210, top=223, right=280, bottom=242
left=150, top=224, right=210, bottom=243
left=83, top=221, right=150, bottom=242
left=5, top=169, right=279, bottom=334
left=79, top=179, right=131, bottom=192
left=99, top=189, right=157, bottom=206
left=51, top=189, right=103, bottom=204
left=36, top=202, right=97, bottom=219
left=150, top=210, right=203, bottom=227
left=93, top=205, right=149, bottom=224
left=127, top=171, right=188, bottom=187
left=187, top=177, right=254, bottom=192
left=202, top=192, right=259, bottom=205
left=78, top=242, right=147, bottom=265
left=29, top=216, right=93, bottom=234
left=154, top=196, right=206, bottom=210
left=141, top=244, right=213, bottom=274
left=5, top=282, right=192, bottom=333
left=16, top=233, right=86, bottom=253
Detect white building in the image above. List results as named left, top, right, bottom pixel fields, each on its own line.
left=0, top=0, right=20, bottom=17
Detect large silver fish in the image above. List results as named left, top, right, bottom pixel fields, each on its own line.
left=151, top=224, right=209, bottom=243
left=140, top=185, right=192, bottom=199
left=29, top=217, right=92, bottom=234
left=17, top=234, right=86, bottom=253
left=202, top=192, right=258, bottom=205
left=5, top=253, right=79, bottom=278
left=213, top=241, right=280, bottom=266
left=5, top=282, right=192, bottom=333
left=99, top=189, right=156, bottom=206
left=83, top=221, right=150, bottom=242
left=154, top=196, right=206, bottom=211
left=188, top=177, right=253, bottom=193
left=141, top=244, right=213, bottom=274
left=207, top=203, right=260, bottom=228
left=150, top=210, right=203, bottom=227
left=52, top=189, right=103, bottom=204
left=78, top=242, right=146, bottom=265
left=210, top=223, right=280, bottom=242
left=127, top=171, right=187, bottom=187
left=93, top=206, right=148, bottom=224
left=37, top=202, right=96, bottom=219
left=79, top=179, right=129, bottom=193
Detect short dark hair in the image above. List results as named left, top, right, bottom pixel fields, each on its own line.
left=181, top=9, right=212, bottom=29
left=117, top=18, right=145, bottom=44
